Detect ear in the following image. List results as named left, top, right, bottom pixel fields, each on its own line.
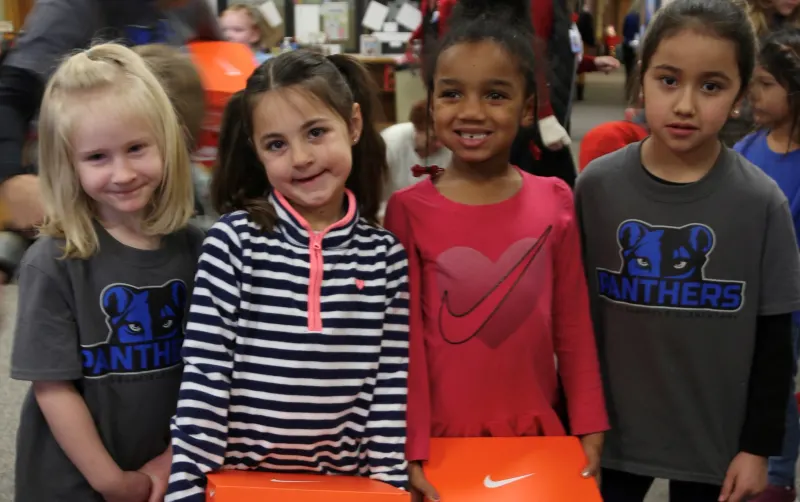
left=350, top=103, right=363, bottom=145
left=102, top=285, right=136, bottom=317
left=731, top=96, right=745, bottom=118
left=686, top=224, right=714, bottom=254
left=618, top=220, right=651, bottom=250
left=521, top=94, right=536, bottom=127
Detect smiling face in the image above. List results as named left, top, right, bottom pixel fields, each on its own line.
left=642, top=28, right=741, bottom=155
left=251, top=87, right=361, bottom=217
left=71, top=96, right=163, bottom=225
left=432, top=40, right=534, bottom=168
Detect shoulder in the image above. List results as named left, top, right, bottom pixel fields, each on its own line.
left=724, top=147, right=786, bottom=206
left=205, top=211, right=255, bottom=248
left=578, top=142, right=637, bottom=188
left=19, top=235, right=71, bottom=280
left=356, top=220, right=408, bottom=261
left=733, top=130, right=765, bottom=154
left=171, top=223, right=206, bottom=258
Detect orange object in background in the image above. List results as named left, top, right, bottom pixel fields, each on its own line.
left=424, top=437, right=602, bottom=502
left=205, top=471, right=410, bottom=502
left=186, top=41, right=257, bottom=168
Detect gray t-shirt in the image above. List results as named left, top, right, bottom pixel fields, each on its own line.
left=575, top=142, right=800, bottom=485
left=5, top=0, right=221, bottom=79
left=11, top=224, right=204, bottom=502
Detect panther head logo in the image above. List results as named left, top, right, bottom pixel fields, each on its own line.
left=618, top=220, right=714, bottom=281
left=101, top=280, right=187, bottom=344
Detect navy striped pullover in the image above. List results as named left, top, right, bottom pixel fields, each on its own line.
left=166, top=190, right=410, bottom=501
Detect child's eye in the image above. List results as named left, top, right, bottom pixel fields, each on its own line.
left=660, top=76, right=678, bottom=87
left=308, top=127, right=327, bottom=139
left=128, top=143, right=147, bottom=154
left=486, top=91, right=506, bottom=100
left=266, top=140, right=285, bottom=152
left=439, top=90, right=460, bottom=99
left=702, top=82, right=721, bottom=92
left=85, top=153, right=106, bottom=162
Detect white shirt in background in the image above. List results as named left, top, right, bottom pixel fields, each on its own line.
left=380, top=122, right=452, bottom=210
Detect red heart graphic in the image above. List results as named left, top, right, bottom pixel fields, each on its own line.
left=355, top=279, right=365, bottom=290
left=435, top=237, right=549, bottom=348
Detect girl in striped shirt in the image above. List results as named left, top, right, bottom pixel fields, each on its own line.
left=166, top=50, right=410, bottom=501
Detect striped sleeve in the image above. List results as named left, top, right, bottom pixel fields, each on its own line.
left=362, top=241, right=410, bottom=489
left=166, top=220, right=243, bottom=502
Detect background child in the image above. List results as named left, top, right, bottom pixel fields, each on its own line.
left=734, top=27, right=800, bottom=502
left=133, top=43, right=216, bottom=226
left=578, top=107, right=649, bottom=171
left=166, top=51, right=410, bottom=501
left=10, top=43, right=203, bottom=502
left=380, top=99, right=451, bottom=214
left=576, top=1, right=800, bottom=501
left=384, top=0, right=608, bottom=499
left=749, top=0, right=800, bottom=37
left=220, top=3, right=283, bottom=64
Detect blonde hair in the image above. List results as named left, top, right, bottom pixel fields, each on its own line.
left=134, top=44, right=207, bottom=150
left=749, top=0, right=800, bottom=37
left=224, top=3, right=284, bottom=51
left=37, top=43, right=195, bottom=259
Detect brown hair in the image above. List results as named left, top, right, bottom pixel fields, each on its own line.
left=409, top=99, right=432, bottom=131
left=224, top=3, right=284, bottom=52
left=748, top=0, right=800, bottom=37
left=211, top=50, right=387, bottom=229
left=134, top=44, right=206, bottom=150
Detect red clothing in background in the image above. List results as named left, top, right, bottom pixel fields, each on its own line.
left=578, top=120, right=649, bottom=171
left=410, top=0, right=598, bottom=117
left=384, top=172, right=609, bottom=462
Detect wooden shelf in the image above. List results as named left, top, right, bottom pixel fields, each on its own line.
left=3, top=0, right=34, bottom=33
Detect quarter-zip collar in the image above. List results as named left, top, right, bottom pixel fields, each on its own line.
left=271, top=189, right=359, bottom=250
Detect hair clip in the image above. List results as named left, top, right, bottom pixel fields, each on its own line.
left=411, top=164, right=444, bottom=178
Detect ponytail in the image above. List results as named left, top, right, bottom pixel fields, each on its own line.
left=211, top=89, right=277, bottom=229
left=327, top=54, right=387, bottom=225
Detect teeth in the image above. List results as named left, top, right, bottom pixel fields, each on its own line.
left=459, top=132, right=487, bottom=139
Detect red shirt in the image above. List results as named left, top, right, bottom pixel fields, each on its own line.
left=578, top=120, right=649, bottom=171
left=384, top=172, right=609, bottom=461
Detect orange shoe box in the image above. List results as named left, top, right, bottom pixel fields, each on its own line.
left=205, top=471, right=411, bottom=502
left=424, top=437, right=602, bottom=502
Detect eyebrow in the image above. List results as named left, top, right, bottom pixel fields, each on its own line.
left=652, top=64, right=733, bottom=82
left=258, top=117, right=328, bottom=142
left=437, top=77, right=514, bottom=88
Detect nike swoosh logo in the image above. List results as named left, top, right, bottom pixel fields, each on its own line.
left=438, top=225, right=552, bottom=345
left=483, top=473, right=534, bottom=488
left=270, top=479, right=322, bottom=483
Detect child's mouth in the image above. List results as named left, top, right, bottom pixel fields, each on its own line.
left=456, top=130, right=491, bottom=148
left=457, top=131, right=489, bottom=140
left=293, top=172, right=325, bottom=184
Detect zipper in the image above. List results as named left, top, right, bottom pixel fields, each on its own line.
left=308, top=233, right=324, bottom=332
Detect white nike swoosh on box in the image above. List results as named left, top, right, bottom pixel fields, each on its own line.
left=483, top=473, right=534, bottom=489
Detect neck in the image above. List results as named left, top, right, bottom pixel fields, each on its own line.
left=448, top=153, right=513, bottom=182
left=98, top=213, right=160, bottom=250
left=641, top=136, right=721, bottom=184
left=291, top=191, right=346, bottom=232
left=768, top=121, right=800, bottom=153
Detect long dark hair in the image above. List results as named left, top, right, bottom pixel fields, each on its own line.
left=758, top=28, right=800, bottom=145
left=211, top=51, right=387, bottom=229
left=639, top=0, right=756, bottom=100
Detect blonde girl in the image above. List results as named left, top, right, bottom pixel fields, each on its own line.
left=748, top=0, right=800, bottom=37
left=10, top=43, right=204, bottom=502
left=220, top=3, right=284, bottom=63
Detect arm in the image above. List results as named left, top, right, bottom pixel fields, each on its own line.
left=739, top=313, right=792, bottom=456
left=530, top=0, right=554, bottom=120
left=11, top=259, right=149, bottom=499
left=35, top=382, right=149, bottom=496
left=384, top=195, right=431, bottom=463
left=577, top=55, right=596, bottom=74
left=408, top=0, right=429, bottom=42
left=364, top=242, right=410, bottom=489
left=551, top=183, right=609, bottom=436
left=166, top=222, right=242, bottom=502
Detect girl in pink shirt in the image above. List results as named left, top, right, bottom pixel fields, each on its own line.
left=383, top=0, right=608, bottom=500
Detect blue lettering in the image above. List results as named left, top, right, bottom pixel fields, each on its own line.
left=153, top=338, right=170, bottom=367
left=657, top=280, right=681, bottom=304
left=680, top=282, right=700, bottom=307
left=110, top=345, right=133, bottom=371
left=82, top=349, right=94, bottom=369
left=596, top=270, right=744, bottom=311
left=92, top=350, right=110, bottom=375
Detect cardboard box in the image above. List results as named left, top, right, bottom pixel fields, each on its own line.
left=424, top=437, right=602, bottom=502
left=206, top=471, right=411, bottom=502
left=186, top=41, right=257, bottom=168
